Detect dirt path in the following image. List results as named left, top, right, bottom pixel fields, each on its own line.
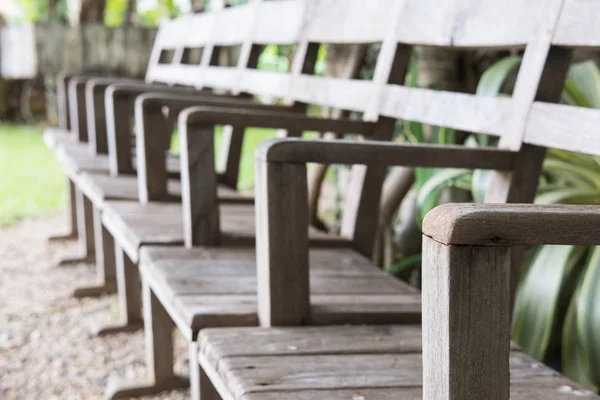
left=0, top=216, right=187, bottom=399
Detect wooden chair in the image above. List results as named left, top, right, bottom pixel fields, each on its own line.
left=98, top=0, right=432, bottom=398
left=194, top=0, right=600, bottom=399
left=42, top=8, right=265, bottom=268
left=43, top=5, right=309, bottom=296
left=94, top=0, right=406, bottom=337
left=99, top=0, right=566, bottom=397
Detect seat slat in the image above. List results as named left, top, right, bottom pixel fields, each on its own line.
left=215, top=353, right=562, bottom=396
left=237, top=384, right=595, bottom=400
left=103, top=202, right=347, bottom=262
left=199, top=326, right=596, bottom=400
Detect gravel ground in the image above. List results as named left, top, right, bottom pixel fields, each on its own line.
left=0, top=215, right=188, bottom=400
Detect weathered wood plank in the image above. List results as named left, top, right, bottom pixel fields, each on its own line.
left=255, top=161, right=310, bottom=327
left=422, top=236, right=511, bottom=400
left=525, top=102, right=600, bottom=156
left=423, top=203, right=600, bottom=247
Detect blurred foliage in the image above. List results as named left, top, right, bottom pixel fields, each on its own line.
left=400, top=55, right=600, bottom=392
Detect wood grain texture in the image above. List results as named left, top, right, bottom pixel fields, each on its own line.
left=379, top=85, right=510, bottom=135
left=423, top=203, right=600, bottom=247
left=258, top=139, right=515, bottom=169
left=525, top=101, right=600, bottom=156
left=68, top=77, right=89, bottom=143
left=93, top=206, right=116, bottom=285
left=554, top=0, right=600, bottom=47
left=85, top=81, right=109, bottom=155
left=179, top=114, right=220, bottom=248
left=141, top=277, right=175, bottom=385
left=422, top=237, right=511, bottom=400
left=135, top=98, right=172, bottom=203
left=140, top=245, right=419, bottom=337
left=498, top=0, right=567, bottom=151
left=115, top=243, right=143, bottom=325
left=197, top=321, right=597, bottom=400
left=105, top=87, right=135, bottom=176
left=204, top=352, right=571, bottom=398
left=76, top=189, right=95, bottom=258
left=56, top=72, right=73, bottom=131
left=68, top=179, right=79, bottom=238
left=255, top=160, right=310, bottom=327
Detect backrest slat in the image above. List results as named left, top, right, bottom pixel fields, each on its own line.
left=498, top=0, right=567, bottom=151
left=380, top=86, right=510, bottom=136
left=553, top=0, right=600, bottom=47
left=290, top=76, right=374, bottom=114
left=395, top=0, right=544, bottom=48
left=525, top=102, right=600, bottom=156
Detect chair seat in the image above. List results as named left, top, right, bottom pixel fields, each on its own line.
left=75, top=171, right=252, bottom=208
left=56, top=141, right=111, bottom=178
left=102, top=202, right=347, bottom=263
left=43, top=127, right=76, bottom=149
left=199, top=325, right=597, bottom=400
left=48, top=131, right=181, bottom=178
left=140, top=246, right=421, bottom=338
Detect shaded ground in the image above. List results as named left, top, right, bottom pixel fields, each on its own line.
left=0, top=215, right=188, bottom=399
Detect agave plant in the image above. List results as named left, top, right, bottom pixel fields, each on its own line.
left=413, top=58, right=600, bottom=391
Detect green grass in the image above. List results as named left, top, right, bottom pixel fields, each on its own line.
left=0, top=124, right=65, bottom=226
left=0, top=123, right=279, bottom=226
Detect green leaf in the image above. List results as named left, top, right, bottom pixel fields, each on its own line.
left=476, top=56, right=523, bottom=97
left=415, top=169, right=471, bottom=223
left=535, top=188, right=600, bottom=205
left=562, top=296, right=598, bottom=391
left=475, top=56, right=522, bottom=146
left=543, top=158, right=600, bottom=189
left=566, top=61, right=600, bottom=108
left=512, top=246, right=588, bottom=361
left=389, top=254, right=422, bottom=276
left=562, top=247, right=600, bottom=391
left=548, top=149, right=600, bottom=171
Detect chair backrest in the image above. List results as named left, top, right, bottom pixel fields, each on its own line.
left=252, top=0, right=600, bottom=328
left=176, top=0, right=415, bottom=247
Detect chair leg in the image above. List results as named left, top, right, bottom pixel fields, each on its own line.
left=90, top=244, right=142, bottom=336
left=105, top=279, right=188, bottom=399
left=57, top=189, right=96, bottom=266
left=191, top=342, right=221, bottom=400
left=73, top=206, right=117, bottom=298
left=48, top=179, right=79, bottom=242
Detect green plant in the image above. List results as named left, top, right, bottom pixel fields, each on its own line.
left=414, top=57, right=600, bottom=391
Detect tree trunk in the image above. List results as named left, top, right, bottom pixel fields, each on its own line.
left=124, top=0, right=137, bottom=25
left=69, top=0, right=107, bottom=25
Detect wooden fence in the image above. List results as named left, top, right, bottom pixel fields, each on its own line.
left=1, top=23, right=157, bottom=79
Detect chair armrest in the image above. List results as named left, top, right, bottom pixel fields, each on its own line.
left=135, top=94, right=307, bottom=203
left=423, top=203, right=600, bottom=247
left=104, top=83, right=256, bottom=176
left=420, top=202, right=600, bottom=400
left=257, top=137, right=515, bottom=169
left=173, top=106, right=377, bottom=249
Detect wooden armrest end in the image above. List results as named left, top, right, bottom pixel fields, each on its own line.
left=423, top=203, right=600, bottom=247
